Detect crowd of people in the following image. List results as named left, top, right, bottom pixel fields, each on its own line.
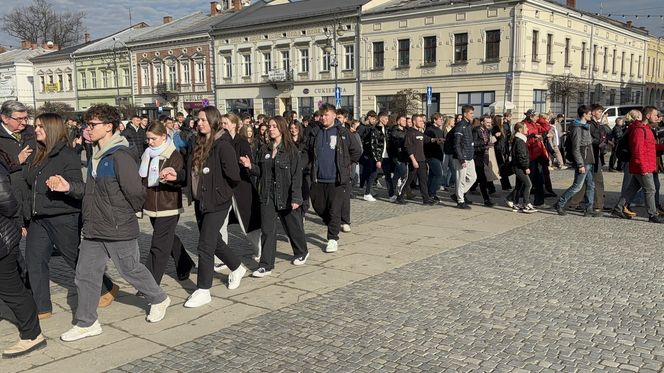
left=0, top=97, right=662, bottom=358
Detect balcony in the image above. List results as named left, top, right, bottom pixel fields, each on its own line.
left=155, top=83, right=180, bottom=103
left=265, top=69, right=294, bottom=91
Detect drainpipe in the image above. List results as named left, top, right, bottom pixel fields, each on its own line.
left=354, top=5, right=361, bottom=120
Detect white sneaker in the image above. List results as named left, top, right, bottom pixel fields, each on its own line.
left=341, top=224, right=351, bottom=233
left=505, top=200, right=514, bottom=208
left=522, top=204, right=538, bottom=213
left=146, top=296, right=170, bottom=322
left=325, top=239, right=338, bottom=253
left=227, top=264, right=247, bottom=290
left=60, top=320, right=102, bottom=342
left=184, top=289, right=211, bottom=308
left=213, top=263, right=228, bottom=273
left=363, top=194, right=376, bottom=202
left=292, top=252, right=310, bottom=266
left=389, top=195, right=398, bottom=203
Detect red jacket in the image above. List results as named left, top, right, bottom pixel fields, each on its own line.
left=628, top=121, right=664, bottom=174
left=525, top=118, right=550, bottom=160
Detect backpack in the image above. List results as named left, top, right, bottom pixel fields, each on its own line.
left=563, top=133, right=574, bottom=163
left=614, top=129, right=631, bottom=163
left=443, top=126, right=457, bottom=155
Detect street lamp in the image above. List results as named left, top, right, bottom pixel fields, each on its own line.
left=111, top=37, right=129, bottom=107
left=323, top=17, right=344, bottom=109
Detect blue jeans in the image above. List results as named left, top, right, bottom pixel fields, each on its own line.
left=557, top=164, right=595, bottom=210
left=442, top=154, right=456, bottom=188
left=427, top=158, right=443, bottom=198
left=392, top=158, right=408, bottom=196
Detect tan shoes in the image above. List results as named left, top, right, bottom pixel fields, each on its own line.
left=38, top=312, right=52, bottom=320
left=2, top=334, right=46, bottom=358
left=98, top=284, right=120, bottom=308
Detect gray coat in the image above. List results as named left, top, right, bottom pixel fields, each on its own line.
left=569, top=121, right=594, bottom=169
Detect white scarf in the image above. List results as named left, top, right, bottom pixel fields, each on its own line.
left=139, top=137, right=174, bottom=187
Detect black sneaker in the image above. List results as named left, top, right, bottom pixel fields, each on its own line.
left=611, top=208, right=631, bottom=220
left=457, top=202, right=471, bottom=210
left=450, top=194, right=458, bottom=203
left=649, top=215, right=664, bottom=224
left=484, top=200, right=495, bottom=207
left=584, top=209, right=601, bottom=217
left=424, top=199, right=436, bottom=206
left=432, top=196, right=441, bottom=203
left=553, top=203, right=567, bottom=216
left=396, top=197, right=407, bottom=205
left=464, top=195, right=474, bottom=205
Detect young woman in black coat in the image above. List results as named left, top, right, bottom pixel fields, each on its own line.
left=24, top=113, right=117, bottom=319
left=506, top=122, right=537, bottom=213
left=240, top=116, right=309, bottom=277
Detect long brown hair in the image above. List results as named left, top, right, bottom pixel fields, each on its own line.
left=269, top=116, right=295, bottom=151
left=146, top=120, right=167, bottom=137
left=192, top=106, right=223, bottom=173
left=33, top=113, right=68, bottom=166
left=238, top=124, right=255, bottom=147
left=222, top=113, right=241, bottom=135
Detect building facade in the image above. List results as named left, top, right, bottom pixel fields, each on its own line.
left=361, top=0, right=648, bottom=118
left=211, top=0, right=369, bottom=118
left=645, top=35, right=664, bottom=108
left=0, top=46, right=53, bottom=108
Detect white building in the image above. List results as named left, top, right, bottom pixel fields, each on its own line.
left=0, top=46, right=54, bottom=108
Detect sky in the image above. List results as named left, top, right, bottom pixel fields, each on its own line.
left=0, top=0, right=663, bottom=48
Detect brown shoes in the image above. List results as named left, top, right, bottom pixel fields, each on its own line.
left=38, top=312, right=52, bottom=320
left=2, top=334, right=46, bottom=358
left=623, top=205, right=637, bottom=218
left=98, top=284, right=120, bottom=308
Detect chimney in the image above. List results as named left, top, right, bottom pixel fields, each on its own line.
left=566, top=0, right=576, bottom=8
left=210, top=1, right=219, bottom=16
left=232, top=0, right=243, bottom=11
left=626, top=20, right=633, bottom=28
left=20, top=40, right=30, bottom=49
left=0, top=47, right=6, bottom=54
left=84, top=33, right=90, bottom=43
left=163, top=16, right=173, bottom=24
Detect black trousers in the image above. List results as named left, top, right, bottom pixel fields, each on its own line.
left=341, top=181, right=351, bottom=225
left=194, top=201, right=241, bottom=289
left=25, top=213, right=114, bottom=313
left=259, top=201, right=308, bottom=270
left=359, top=155, right=378, bottom=195
left=310, top=182, right=345, bottom=241
left=473, top=158, right=492, bottom=202
left=509, top=168, right=533, bottom=205
left=0, top=249, right=41, bottom=340
left=495, top=151, right=513, bottom=190
left=147, top=215, right=195, bottom=284
left=400, top=162, right=430, bottom=203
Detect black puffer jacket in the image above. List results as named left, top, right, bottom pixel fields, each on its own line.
left=0, top=151, right=20, bottom=258
left=358, top=124, right=385, bottom=162
left=511, top=134, right=530, bottom=171
left=388, top=125, right=408, bottom=162
left=454, top=119, right=475, bottom=161
left=25, top=142, right=84, bottom=217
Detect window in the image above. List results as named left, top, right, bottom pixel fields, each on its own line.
left=630, top=53, right=634, bottom=76
left=457, top=91, right=495, bottom=117
left=182, top=63, right=190, bottom=84
left=603, top=47, right=608, bottom=73
left=564, top=38, right=570, bottom=67
left=91, top=70, right=97, bottom=88
left=373, top=41, right=384, bottom=69
left=532, top=30, right=539, bottom=61
left=423, top=36, right=436, bottom=65
left=344, top=45, right=354, bottom=70
left=613, top=48, right=617, bottom=74
left=281, top=51, right=290, bottom=71
left=578, top=91, right=585, bottom=106
left=224, top=56, right=232, bottom=78
left=581, top=42, right=586, bottom=69
left=58, top=74, right=63, bottom=91
left=454, top=33, right=468, bottom=63
left=609, top=90, right=616, bottom=105
left=398, top=39, right=410, bottom=67
left=48, top=75, right=53, bottom=84
left=155, top=64, right=163, bottom=84
left=197, top=61, right=205, bottom=83
left=533, top=89, right=547, bottom=114
left=263, top=52, right=272, bottom=74
left=323, top=96, right=354, bottom=117
left=67, top=73, right=72, bottom=91
left=80, top=72, right=86, bottom=89
left=226, top=98, right=254, bottom=116
left=322, top=50, right=331, bottom=71
left=300, top=49, right=309, bottom=73
left=123, top=68, right=130, bottom=87
left=298, top=97, right=314, bottom=118
left=168, top=63, right=177, bottom=89
left=592, top=44, right=597, bottom=71
left=486, top=30, right=500, bottom=61
left=546, top=34, right=553, bottom=63
left=141, top=66, right=149, bottom=86
left=243, top=54, right=252, bottom=77
left=638, top=55, right=642, bottom=77
left=376, top=95, right=403, bottom=114
left=263, top=98, right=275, bottom=117
left=621, top=51, right=625, bottom=76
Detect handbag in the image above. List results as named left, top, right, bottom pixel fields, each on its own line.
left=0, top=215, right=20, bottom=259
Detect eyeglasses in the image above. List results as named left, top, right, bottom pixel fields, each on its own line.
left=88, top=121, right=108, bottom=128
left=9, top=116, right=29, bottom=122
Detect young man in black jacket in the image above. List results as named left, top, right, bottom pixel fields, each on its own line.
left=398, top=114, right=440, bottom=205
left=308, top=104, right=361, bottom=253
left=122, top=115, right=147, bottom=163
left=453, top=105, right=477, bottom=209
left=50, top=104, right=170, bottom=342
left=425, top=113, right=445, bottom=202
left=357, top=110, right=384, bottom=202
left=389, top=115, right=408, bottom=203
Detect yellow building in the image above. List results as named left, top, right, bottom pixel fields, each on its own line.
left=645, top=35, right=664, bottom=108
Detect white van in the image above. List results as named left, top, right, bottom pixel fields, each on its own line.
left=603, top=105, right=642, bottom=128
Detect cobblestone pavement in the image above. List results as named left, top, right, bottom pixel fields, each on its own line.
left=109, top=174, right=664, bottom=372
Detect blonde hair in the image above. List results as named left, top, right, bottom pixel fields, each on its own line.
left=624, top=109, right=642, bottom=123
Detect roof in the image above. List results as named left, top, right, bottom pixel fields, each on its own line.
left=74, top=25, right=153, bottom=56
left=0, top=48, right=53, bottom=65
left=126, top=11, right=235, bottom=45
left=30, top=40, right=98, bottom=62
left=211, top=0, right=369, bottom=32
